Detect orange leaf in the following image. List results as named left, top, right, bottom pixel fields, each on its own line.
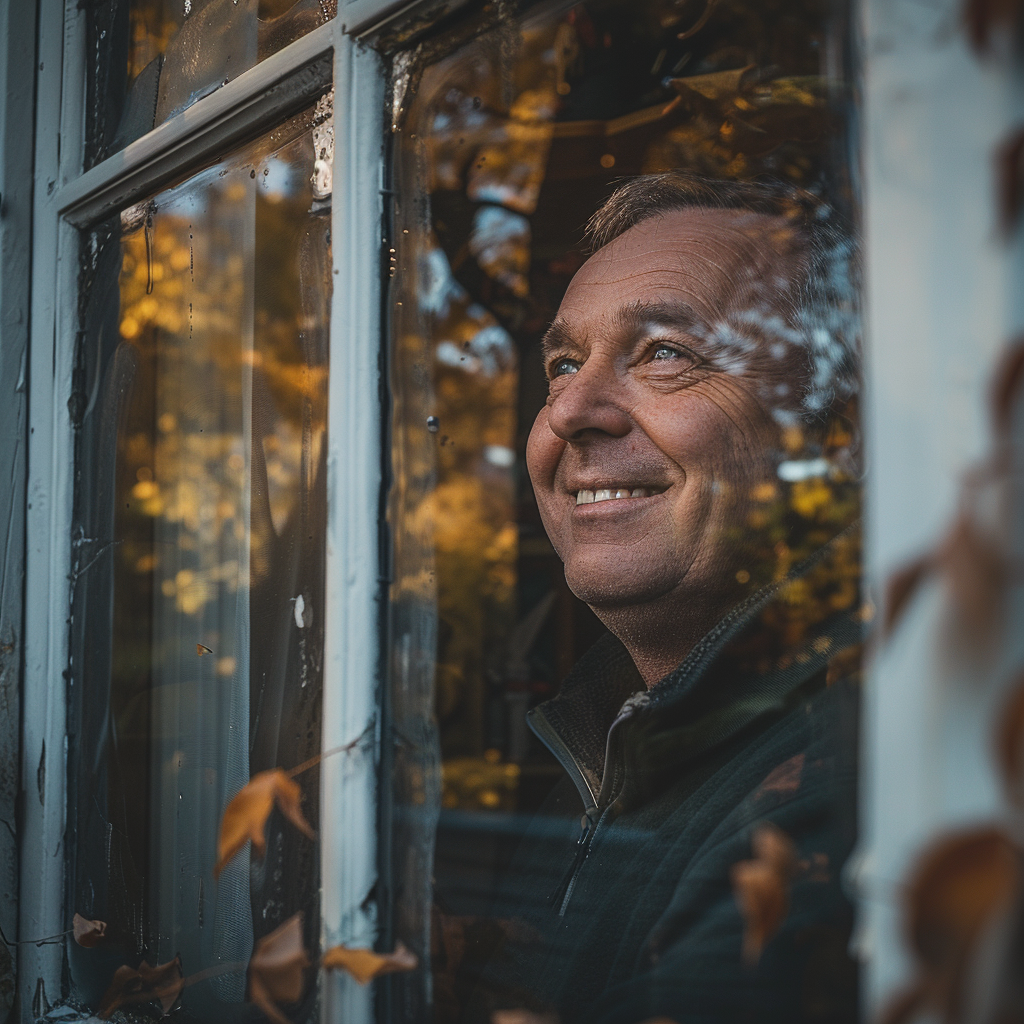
left=939, top=510, right=1008, bottom=648
left=883, top=552, right=937, bottom=639
left=97, top=957, right=183, bottom=1019
left=730, top=822, right=796, bottom=965
left=991, top=336, right=1024, bottom=437
left=996, top=674, right=1024, bottom=805
left=247, top=914, right=311, bottom=1024
left=899, top=827, right=1019, bottom=1021
left=197, top=643, right=213, bottom=656
left=72, top=913, right=107, bottom=948
left=322, top=942, right=418, bottom=985
left=215, top=769, right=314, bottom=877
left=964, top=0, right=1024, bottom=52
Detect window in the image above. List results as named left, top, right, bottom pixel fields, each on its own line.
left=86, top=0, right=337, bottom=164
left=384, top=0, right=862, bottom=1020
left=22, top=6, right=386, bottom=1021
left=68, top=106, right=330, bottom=1018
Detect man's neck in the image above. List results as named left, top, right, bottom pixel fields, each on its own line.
left=591, top=593, right=734, bottom=689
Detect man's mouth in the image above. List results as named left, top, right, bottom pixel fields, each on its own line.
left=574, top=486, right=666, bottom=506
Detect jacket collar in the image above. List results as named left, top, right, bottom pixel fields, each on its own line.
left=527, top=523, right=864, bottom=815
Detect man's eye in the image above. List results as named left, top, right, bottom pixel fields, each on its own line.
left=551, top=357, right=581, bottom=377
left=652, top=344, right=685, bottom=361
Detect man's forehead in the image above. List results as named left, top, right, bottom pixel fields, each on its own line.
left=580, top=206, right=797, bottom=276
left=555, top=207, right=802, bottom=324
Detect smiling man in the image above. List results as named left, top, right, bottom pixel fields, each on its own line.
left=476, top=174, right=863, bottom=1024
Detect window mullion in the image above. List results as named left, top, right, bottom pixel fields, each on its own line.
left=320, top=30, right=385, bottom=1024
left=19, top=0, right=87, bottom=1016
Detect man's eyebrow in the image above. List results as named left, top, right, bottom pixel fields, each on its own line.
left=540, top=318, right=579, bottom=363
left=615, top=299, right=705, bottom=335
left=540, top=300, right=706, bottom=365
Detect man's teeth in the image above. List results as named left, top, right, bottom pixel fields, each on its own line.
left=575, top=487, right=656, bottom=505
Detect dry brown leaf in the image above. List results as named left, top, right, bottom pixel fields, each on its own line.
left=893, top=827, right=1020, bottom=1023
left=72, top=913, right=107, bottom=948
left=215, top=768, right=314, bottom=877
left=883, top=552, right=937, bottom=640
left=964, top=0, right=1024, bottom=52
left=996, top=675, right=1024, bottom=806
left=940, top=510, right=1008, bottom=648
left=322, top=942, right=418, bottom=985
left=197, top=643, right=213, bottom=656
left=730, top=822, right=796, bottom=965
left=98, top=957, right=184, bottom=1019
left=996, top=131, right=1024, bottom=236
left=247, top=914, right=311, bottom=1024
left=991, top=337, right=1024, bottom=438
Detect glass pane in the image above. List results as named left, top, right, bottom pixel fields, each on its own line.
left=68, top=98, right=331, bottom=1022
left=387, top=0, right=861, bottom=1020
left=86, top=0, right=335, bottom=166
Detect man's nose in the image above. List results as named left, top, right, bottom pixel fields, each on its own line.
left=546, top=357, right=633, bottom=442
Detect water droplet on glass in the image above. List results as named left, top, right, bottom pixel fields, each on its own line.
left=426, top=416, right=440, bottom=433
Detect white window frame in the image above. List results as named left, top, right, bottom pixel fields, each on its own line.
left=20, top=4, right=398, bottom=1021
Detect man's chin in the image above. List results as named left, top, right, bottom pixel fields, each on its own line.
left=562, top=561, right=680, bottom=611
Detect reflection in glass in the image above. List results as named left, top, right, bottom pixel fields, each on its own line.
left=86, top=0, right=335, bottom=165
left=387, top=0, right=861, bottom=1021
left=69, top=101, right=331, bottom=1022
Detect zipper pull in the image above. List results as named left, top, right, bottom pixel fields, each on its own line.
left=548, top=818, right=593, bottom=911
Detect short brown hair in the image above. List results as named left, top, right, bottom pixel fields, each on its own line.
left=584, top=172, right=859, bottom=419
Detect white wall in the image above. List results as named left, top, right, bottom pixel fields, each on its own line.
left=860, top=0, right=1024, bottom=1008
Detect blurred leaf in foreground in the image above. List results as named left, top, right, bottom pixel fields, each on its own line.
left=215, top=768, right=314, bottom=877
left=322, top=943, right=418, bottom=984
left=247, top=914, right=311, bottom=1024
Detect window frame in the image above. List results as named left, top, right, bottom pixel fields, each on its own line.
left=21, top=4, right=395, bottom=1021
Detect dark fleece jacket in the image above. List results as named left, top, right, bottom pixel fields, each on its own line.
left=472, top=527, right=863, bottom=1024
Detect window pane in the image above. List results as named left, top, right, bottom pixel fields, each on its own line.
left=387, top=0, right=861, bottom=1020
left=86, top=0, right=335, bottom=166
left=69, top=99, right=331, bottom=1021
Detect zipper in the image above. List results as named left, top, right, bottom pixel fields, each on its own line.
left=534, top=703, right=641, bottom=917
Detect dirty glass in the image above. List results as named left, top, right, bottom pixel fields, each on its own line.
left=67, top=95, right=331, bottom=1022
left=385, top=0, right=862, bottom=1021
left=85, top=0, right=335, bottom=166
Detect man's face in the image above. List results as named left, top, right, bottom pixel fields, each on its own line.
left=526, top=207, right=805, bottom=611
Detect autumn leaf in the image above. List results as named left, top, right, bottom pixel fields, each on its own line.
left=990, top=337, right=1024, bottom=438
left=730, top=822, right=796, bottom=965
left=98, top=957, right=184, bottom=1019
left=881, top=827, right=1019, bottom=1024
left=939, top=510, right=1008, bottom=649
left=996, top=675, right=1024, bottom=806
left=964, top=0, right=1024, bottom=52
left=322, top=942, right=418, bottom=984
left=215, top=769, right=314, bottom=877
left=247, top=914, right=310, bottom=1024
left=197, top=643, right=213, bottom=656
left=882, top=552, right=937, bottom=639
left=72, top=913, right=107, bottom=948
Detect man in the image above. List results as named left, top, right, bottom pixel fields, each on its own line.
left=476, top=173, right=862, bottom=1024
